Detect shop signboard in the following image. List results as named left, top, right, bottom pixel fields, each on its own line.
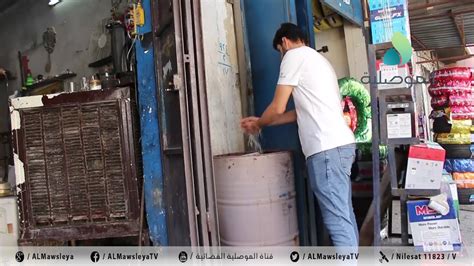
left=368, top=0, right=411, bottom=44
left=321, top=0, right=363, bottom=26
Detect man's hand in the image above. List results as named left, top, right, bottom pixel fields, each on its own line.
left=0, top=68, right=6, bottom=76
left=240, top=116, right=261, bottom=135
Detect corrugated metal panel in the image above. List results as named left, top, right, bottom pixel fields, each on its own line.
left=408, top=0, right=474, bottom=52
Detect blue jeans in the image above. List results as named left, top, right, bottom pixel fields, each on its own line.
left=307, top=143, right=358, bottom=246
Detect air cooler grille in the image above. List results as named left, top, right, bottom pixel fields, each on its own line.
left=12, top=88, right=141, bottom=242
left=22, top=102, right=127, bottom=225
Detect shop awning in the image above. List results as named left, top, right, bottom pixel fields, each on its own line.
left=408, top=0, right=474, bottom=64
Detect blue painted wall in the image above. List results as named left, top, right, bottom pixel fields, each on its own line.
left=296, top=0, right=315, bottom=48
left=243, top=0, right=318, bottom=245
left=136, top=0, right=168, bottom=246
left=243, top=0, right=299, bottom=151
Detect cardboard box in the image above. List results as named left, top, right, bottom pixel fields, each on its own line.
left=407, top=199, right=461, bottom=252
left=405, top=143, right=446, bottom=190
left=376, top=61, right=411, bottom=90
left=368, top=0, right=411, bottom=44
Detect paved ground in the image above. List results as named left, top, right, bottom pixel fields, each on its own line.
left=382, top=201, right=474, bottom=246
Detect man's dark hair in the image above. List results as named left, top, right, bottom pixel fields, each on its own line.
left=272, top=23, right=307, bottom=50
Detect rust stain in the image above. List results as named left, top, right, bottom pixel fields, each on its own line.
left=41, top=88, right=130, bottom=106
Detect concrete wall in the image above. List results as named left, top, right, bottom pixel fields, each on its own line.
left=314, top=27, right=350, bottom=79
left=200, top=0, right=245, bottom=155
left=0, top=0, right=114, bottom=164
left=343, top=21, right=369, bottom=90
left=452, top=58, right=474, bottom=67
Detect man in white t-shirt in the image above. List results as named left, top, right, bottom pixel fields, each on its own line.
left=241, top=23, right=358, bottom=247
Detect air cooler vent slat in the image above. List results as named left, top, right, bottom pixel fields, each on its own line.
left=18, top=91, right=137, bottom=231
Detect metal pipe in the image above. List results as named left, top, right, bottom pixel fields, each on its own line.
left=367, top=44, right=381, bottom=246
left=191, top=0, right=220, bottom=246
left=172, top=0, right=199, bottom=246
left=182, top=0, right=210, bottom=246
left=408, top=0, right=470, bottom=11
left=414, top=43, right=474, bottom=51
left=416, top=54, right=474, bottom=63
left=410, top=9, right=474, bottom=21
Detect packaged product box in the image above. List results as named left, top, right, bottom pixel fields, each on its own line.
left=407, top=199, right=461, bottom=252
left=405, top=143, right=446, bottom=190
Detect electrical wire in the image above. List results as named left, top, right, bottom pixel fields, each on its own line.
left=127, top=36, right=137, bottom=63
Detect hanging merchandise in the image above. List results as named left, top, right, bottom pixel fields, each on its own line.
left=341, top=96, right=357, bottom=132
left=429, top=67, right=473, bottom=97
left=430, top=96, right=449, bottom=109
left=450, top=120, right=473, bottom=134
left=430, top=79, right=471, bottom=89
left=451, top=106, right=474, bottom=120
left=429, top=68, right=474, bottom=137
left=435, top=133, right=472, bottom=145
left=441, top=144, right=474, bottom=159
left=452, top=173, right=474, bottom=189
left=430, top=67, right=473, bottom=82
left=428, top=86, right=473, bottom=97
left=444, top=159, right=474, bottom=173
left=449, top=95, right=474, bottom=107
left=338, top=77, right=371, bottom=142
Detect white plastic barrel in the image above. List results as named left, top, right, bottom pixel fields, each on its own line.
left=214, top=151, right=299, bottom=246
left=0, top=196, right=19, bottom=246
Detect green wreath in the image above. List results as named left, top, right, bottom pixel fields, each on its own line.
left=338, top=77, right=371, bottom=142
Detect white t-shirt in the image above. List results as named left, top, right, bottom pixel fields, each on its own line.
left=277, top=46, right=355, bottom=158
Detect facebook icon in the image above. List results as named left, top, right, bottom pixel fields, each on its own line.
left=90, top=251, right=100, bottom=263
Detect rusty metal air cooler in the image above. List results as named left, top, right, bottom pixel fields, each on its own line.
left=9, top=87, right=142, bottom=244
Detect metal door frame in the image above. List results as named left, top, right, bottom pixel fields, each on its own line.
left=151, top=0, right=219, bottom=246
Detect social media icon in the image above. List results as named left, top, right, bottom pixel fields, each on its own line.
left=90, top=251, right=100, bottom=263
left=179, top=251, right=188, bottom=263
left=15, top=251, right=25, bottom=262
left=290, top=251, right=299, bottom=263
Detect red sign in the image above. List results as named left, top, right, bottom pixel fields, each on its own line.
left=415, top=205, right=437, bottom=216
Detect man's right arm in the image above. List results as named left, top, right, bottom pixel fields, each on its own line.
left=268, top=110, right=296, bottom=126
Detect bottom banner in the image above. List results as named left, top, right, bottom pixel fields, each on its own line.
left=0, top=246, right=473, bottom=265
